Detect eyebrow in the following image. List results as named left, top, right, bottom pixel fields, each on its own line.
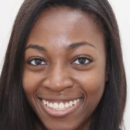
left=66, top=41, right=96, bottom=50
left=25, top=41, right=96, bottom=52
left=26, top=44, right=47, bottom=51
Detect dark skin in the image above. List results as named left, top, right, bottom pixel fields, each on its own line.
left=23, top=6, right=107, bottom=130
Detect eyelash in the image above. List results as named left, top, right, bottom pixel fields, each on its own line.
left=27, top=58, right=46, bottom=66
left=73, top=57, right=92, bottom=66
left=27, top=57, right=92, bottom=66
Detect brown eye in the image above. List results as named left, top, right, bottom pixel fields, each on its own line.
left=28, top=58, right=46, bottom=66
left=73, top=57, right=91, bottom=65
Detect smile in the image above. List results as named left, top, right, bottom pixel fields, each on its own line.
left=41, top=98, right=83, bottom=117
left=42, top=98, right=80, bottom=110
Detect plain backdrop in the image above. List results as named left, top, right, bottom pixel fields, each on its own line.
left=0, top=0, right=130, bottom=129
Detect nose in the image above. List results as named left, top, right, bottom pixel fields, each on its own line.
left=43, top=65, right=74, bottom=92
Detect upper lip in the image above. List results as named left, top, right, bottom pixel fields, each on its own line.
left=38, top=96, right=83, bottom=102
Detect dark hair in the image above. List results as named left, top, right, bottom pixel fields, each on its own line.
left=0, top=0, right=126, bottom=130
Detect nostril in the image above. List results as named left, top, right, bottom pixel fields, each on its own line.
left=44, top=81, right=74, bottom=93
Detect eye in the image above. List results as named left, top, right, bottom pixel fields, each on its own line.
left=73, top=57, right=91, bottom=65
left=27, top=58, right=46, bottom=66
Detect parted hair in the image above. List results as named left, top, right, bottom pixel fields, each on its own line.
left=0, top=0, right=126, bottom=130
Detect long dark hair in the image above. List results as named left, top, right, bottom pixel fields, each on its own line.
left=0, top=0, right=126, bottom=130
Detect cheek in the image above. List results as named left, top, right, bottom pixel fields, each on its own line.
left=22, top=70, right=46, bottom=112
left=77, top=68, right=106, bottom=107
left=86, top=72, right=105, bottom=96
left=86, top=76, right=105, bottom=104
left=22, top=70, right=43, bottom=99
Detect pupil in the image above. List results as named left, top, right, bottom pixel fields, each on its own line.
left=78, top=58, right=86, bottom=64
left=35, top=59, right=42, bottom=65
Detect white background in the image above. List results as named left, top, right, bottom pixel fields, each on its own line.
left=0, top=0, right=129, bottom=129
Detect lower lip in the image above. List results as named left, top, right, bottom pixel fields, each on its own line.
left=41, top=99, right=83, bottom=117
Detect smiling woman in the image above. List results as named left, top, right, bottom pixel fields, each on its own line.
left=0, top=0, right=126, bottom=130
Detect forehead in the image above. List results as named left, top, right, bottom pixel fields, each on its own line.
left=26, top=6, right=105, bottom=51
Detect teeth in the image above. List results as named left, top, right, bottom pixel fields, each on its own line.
left=47, top=102, right=49, bottom=107
left=42, top=98, right=81, bottom=110
left=69, top=101, right=73, bottom=107
left=65, top=103, right=69, bottom=108
left=53, top=103, right=58, bottom=109
left=43, top=100, right=47, bottom=105
left=49, top=103, right=53, bottom=108
left=59, top=103, right=65, bottom=110
left=73, top=100, right=77, bottom=105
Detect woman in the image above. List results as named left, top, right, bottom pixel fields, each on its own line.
left=0, top=0, right=126, bottom=130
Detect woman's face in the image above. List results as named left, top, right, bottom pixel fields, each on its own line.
left=23, top=7, right=107, bottom=130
